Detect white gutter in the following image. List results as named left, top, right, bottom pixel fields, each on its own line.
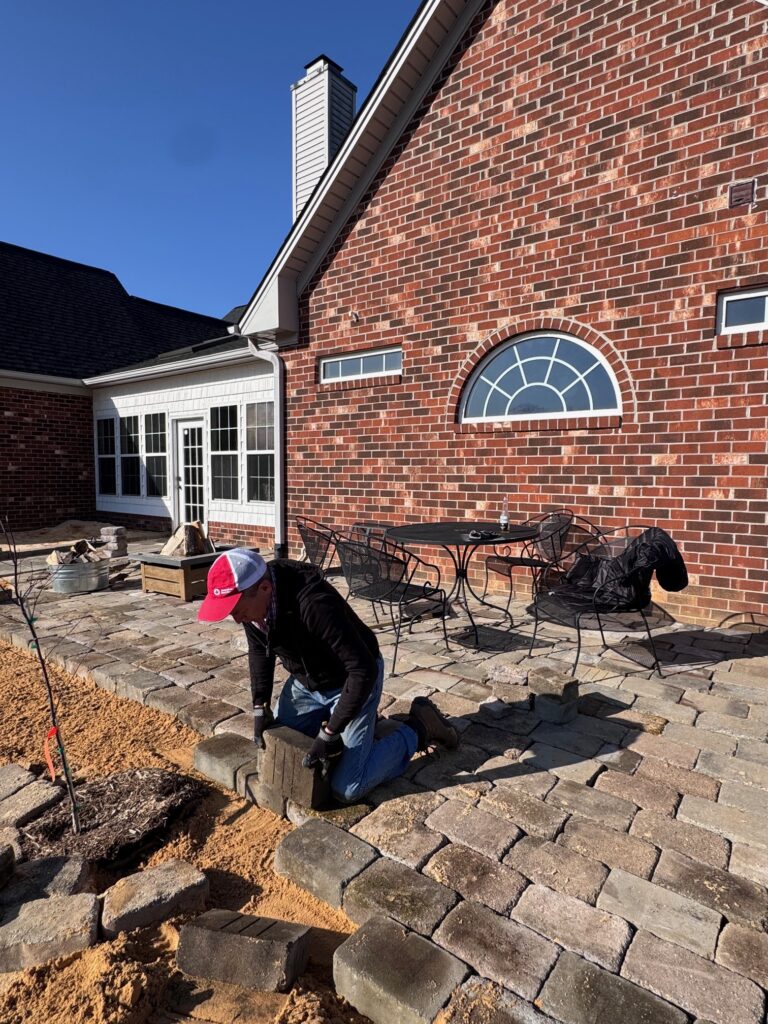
left=0, top=369, right=89, bottom=395
left=83, top=347, right=259, bottom=387
left=246, top=339, right=287, bottom=556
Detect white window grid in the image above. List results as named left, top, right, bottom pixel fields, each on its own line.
left=717, top=288, right=768, bottom=335
left=94, top=413, right=170, bottom=499
left=320, top=346, right=402, bottom=383
left=209, top=405, right=239, bottom=502
left=246, top=401, right=275, bottom=503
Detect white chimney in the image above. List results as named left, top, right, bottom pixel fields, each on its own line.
left=292, top=55, right=357, bottom=221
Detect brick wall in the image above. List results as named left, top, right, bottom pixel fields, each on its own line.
left=0, top=386, right=95, bottom=531
left=207, top=520, right=275, bottom=553
left=281, top=0, right=768, bottom=625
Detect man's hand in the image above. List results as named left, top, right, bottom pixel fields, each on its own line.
left=302, top=725, right=344, bottom=773
left=252, top=704, right=275, bottom=749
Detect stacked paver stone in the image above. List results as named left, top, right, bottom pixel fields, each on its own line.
left=100, top=525, right=128, bottom=557
left=0, top=576, right=766, bottom=1022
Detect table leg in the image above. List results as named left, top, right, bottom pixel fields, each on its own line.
left=441, top=543, right=514, bottom=646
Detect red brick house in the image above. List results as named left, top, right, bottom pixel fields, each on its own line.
left=238, top=0, right=768, bottom=624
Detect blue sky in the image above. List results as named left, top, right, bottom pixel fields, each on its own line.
left=1, top=1, right=421, bottom=318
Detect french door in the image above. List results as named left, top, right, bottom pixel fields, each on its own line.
left=174, top=419, right=205, bottom=525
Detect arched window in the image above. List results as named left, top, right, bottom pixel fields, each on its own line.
left=459, top=332, right=621, bottom=422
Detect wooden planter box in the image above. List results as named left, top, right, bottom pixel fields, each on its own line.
left=136, top=547, right=260, bottom=602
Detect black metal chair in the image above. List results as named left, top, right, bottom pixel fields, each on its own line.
left=528, top=524, right=688, bottom=676
left=483, top=508, right=575, bottom=611
left=335, top=536, right=449, bottom=675
left=296, top=516, right=340, bottom=576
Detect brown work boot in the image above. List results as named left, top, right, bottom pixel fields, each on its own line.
left=407, top=697, right=459, bottom=751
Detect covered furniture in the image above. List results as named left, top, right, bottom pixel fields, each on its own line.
left=296, top=516, right=340, bottom=576
left=528, top=525, right=688, bottom=675
left=335, top=535, right=449, bottom=675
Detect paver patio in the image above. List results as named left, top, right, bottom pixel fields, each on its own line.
left=1, top=545, right=766, bottom=1023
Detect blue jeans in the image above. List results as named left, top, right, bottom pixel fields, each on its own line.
left=274, top=656, right=419, bottom=803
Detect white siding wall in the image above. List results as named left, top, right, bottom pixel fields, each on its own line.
left=92, top=360, right=275, bottom=529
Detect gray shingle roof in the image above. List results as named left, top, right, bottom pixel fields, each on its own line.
left=0, top=241, right=229, bottom=378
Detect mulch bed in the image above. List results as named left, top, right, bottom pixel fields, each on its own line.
left=20, top=768, right=207, bottom=862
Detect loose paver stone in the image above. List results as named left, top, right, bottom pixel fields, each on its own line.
left=101, top=859, right=209, bottom=938
left=0, top=779, right=63, bottom=827
left=538, top=949, right=687, bottom=1024
left=333, top=914, right=469, bottom=1024
left=177, top=908, right=310, bottom=992
left=596, top=867, right=721, bottom=958
left=423, top=843, right=527, bottom=914
left=433, top=901, right=558, bottom=1000
left=193, top=734, right=261, bottom=791
left=0, top=894, right=99, bottom=970
left=622, top=930, right=765, bottom=1024
left=342, top=856, right=457, bottom=935
left=0, top=856, right=92, bottom=907
left=273, top=819, right=377, bottom=908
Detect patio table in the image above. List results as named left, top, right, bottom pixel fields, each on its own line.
left=386, top=521, right=537, bottom=644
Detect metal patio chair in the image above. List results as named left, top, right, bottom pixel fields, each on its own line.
left=295, top=516, right=340, bottom=576
left=528, top=524, right=688, bottom=676
left=483, top=508, right=575, bottom=611
left=335, top=535, right=449, bottom=675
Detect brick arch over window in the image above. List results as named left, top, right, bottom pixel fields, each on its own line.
left=446, top=318, right=635, bottom=433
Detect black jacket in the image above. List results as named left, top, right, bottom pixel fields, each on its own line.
left=245, top=559, right=380, bottom=734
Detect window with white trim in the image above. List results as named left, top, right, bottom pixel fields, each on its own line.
left=145, top=413, right=168, bottom=497
left=320, top=346, right=402, bottom=383
left=246, top=401, right=274, bottom=502
left=210, top=405, right=238, bottom=501
left=119, top=416, right=141, bottom=496
left=96, top=418, right=116, bottom=495
left=717, top=288, right=768, bottom=334
left=460, top=333, right=621, bottom=423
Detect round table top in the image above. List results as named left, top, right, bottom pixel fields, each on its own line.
left=387, top=521, right=538, bottom=547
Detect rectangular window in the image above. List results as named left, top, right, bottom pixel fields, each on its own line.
left=119, top=416, right=141, bottom=496
left=320, top=346, right=402, bottom=383
left=210, top=405, right=238, bottom=501
left=144, top=412, right=167, bottom=497
left=719, top=288, right=768, bottom=334
left=96, top=418, right=116, bottom=495
left=246, top=401, right=274, bottom=502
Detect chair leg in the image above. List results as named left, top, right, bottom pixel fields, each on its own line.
left=572, top=613, right=585, bottom=675
left=370, top=602, right=380, bottom=625
left=595, top=609, right=608, bottom=650
left=640, top=608, right=663, bottom=678
left=438, top=593, right=450, bottom=655
left=391, top=605, right=402, bottom=677
left=528, top=606, right=540, bottom=658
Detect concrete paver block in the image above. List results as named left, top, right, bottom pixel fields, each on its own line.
left=504, top=836, right=608, bottom=905
left=716, top=923, right=768, bottom=990
left=539, top=949, right=687, bottom=1024
left=424, top=798, right=520, bottom=861
left=594, top=768, right=680, bottom=815
left=177, top=908, right=310, bottom=992
left=479, top=786, right=568, bottom=840
left=0, top=765, right=35, bottom=802
left=423, top=842, right=527, bottom=915
left=0, top=894, right=99, bottom=970
left=115, top=670, right=171, bottom=703
left=439, top=977, right=558, bottom=1023
left=260, top=726, right=330, bottom=809
left=0, top=779, right=63, bottom=827
left=534, top=694, right=578, bottom=723
left=677, top=795, right=768, bottom=848
left=622, top=930, right=765, bottom=1024
left=101, top=858, right=208, bottom=938
left=557, top=818, right=658, bottom=879
left=273, top=819, right=377, bottom=908
left=630, top=808, right=729, bottom=869
left=145, top=686, right=200, bottom=716
left=177, top=699, right=239, bottom=737
left=333, top=914, right=469, bottom=1024
left=545, top=778, right=637, bottom=831
left=343, top=856, right=457, bottom=936
left=350, top=790, right=445, bottom=869
left=193, top=734, right=261, bottom=791
left=527, top=664, right=578, bottom=699
left=653, top=848, right=768, bottom=931
left=0, top=856, right=92, bottom=907
left=433, top=900, right=558, bottom=1000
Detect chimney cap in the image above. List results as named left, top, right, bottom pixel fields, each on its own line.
left=304, top=54, right=344, bottom=73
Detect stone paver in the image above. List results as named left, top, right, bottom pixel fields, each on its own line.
left=101, top=859, right=209, bottom=938
left=594, top=769, right=680, bottom=814
left=274, top=819, right=377, bottom=907
left=439, top=977, right=558, bottom=1024
left=518, top=742, right=602, bottom=785
left=176, top=909, right=310, bottom=992
left=663, top=722, right=736, bottom=756
left=478, top=786, right=567, bottom=840
left=716, top=923, right=768, bottom=990
left=545, top=779, right=636, bottom=831
left=538, top=950, right=687, bottom=1024
left=634, top=756, right=720, bottom=800
left=433, top=901, right=558, bottom=1000
left=193, top=734, right=260, bottom=791
left=333, top=915, right=469, bottom=1024
left=630, top=808, right=730, bottom=868
left=511, top=884, right=631, bottom=971
left=177, top=699, right=239, bottom=737
left=622, top=930, right=765, bottom=1024
left=622, top=731, right=699, bottom=769
left=424, top=799, right=520, bottom=860
left=0, top=855, right=92, bottom=907
left=652, top=849, right=768, bottom=931
left=0, top=765, right=34, bottom=802
left=423, top=842, right=527, bottom=914
left=557, top=818, right=658, bottom=878
left=696, top=750, right=768, bottom=791
left=504, top=836, right=608, bottom=904
left=342, top=856, right=458, bottom=936
left=695, top=712, right=766, bottom=741
left=0, top=894, right=99, bottom=970
left=677, top=794, right=768, bottom=848
left=0, top=779, right=63, bottom=827
left=729, top=843, right=768, bottom=888
left=596, top=867, right=721, bottom=959
left=350, top=791, right=445, bottom=869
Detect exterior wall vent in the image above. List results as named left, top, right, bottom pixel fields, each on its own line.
left=292, top=55, right=357, bottom=222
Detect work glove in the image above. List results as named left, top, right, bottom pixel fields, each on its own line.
left=302, top=725, right=344, bottom=777
left=252, top=704, right=275, bottom=749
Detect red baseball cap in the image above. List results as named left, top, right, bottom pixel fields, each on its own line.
left=198, top=549, right=268, bottom=622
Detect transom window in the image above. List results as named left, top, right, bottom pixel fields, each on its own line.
left=246, top=401, right=275, bottom=502
left=210, top=405, right=239, bottom=501
left=320, top=346, right=402, bottom=383
left=460, top=333, right=621, bottom=423
left=718, top=288, right=768, bottom=334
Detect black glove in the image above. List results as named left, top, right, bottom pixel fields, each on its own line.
left=302, top=725, right=344, bottom=773
left=252, top=704, right=274, bottom=749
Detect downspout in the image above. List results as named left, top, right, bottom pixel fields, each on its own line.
left=245, top=339, right=288, bottom=558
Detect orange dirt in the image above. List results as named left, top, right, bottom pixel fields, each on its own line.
left=0, top=641, right=368, bottom=1024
